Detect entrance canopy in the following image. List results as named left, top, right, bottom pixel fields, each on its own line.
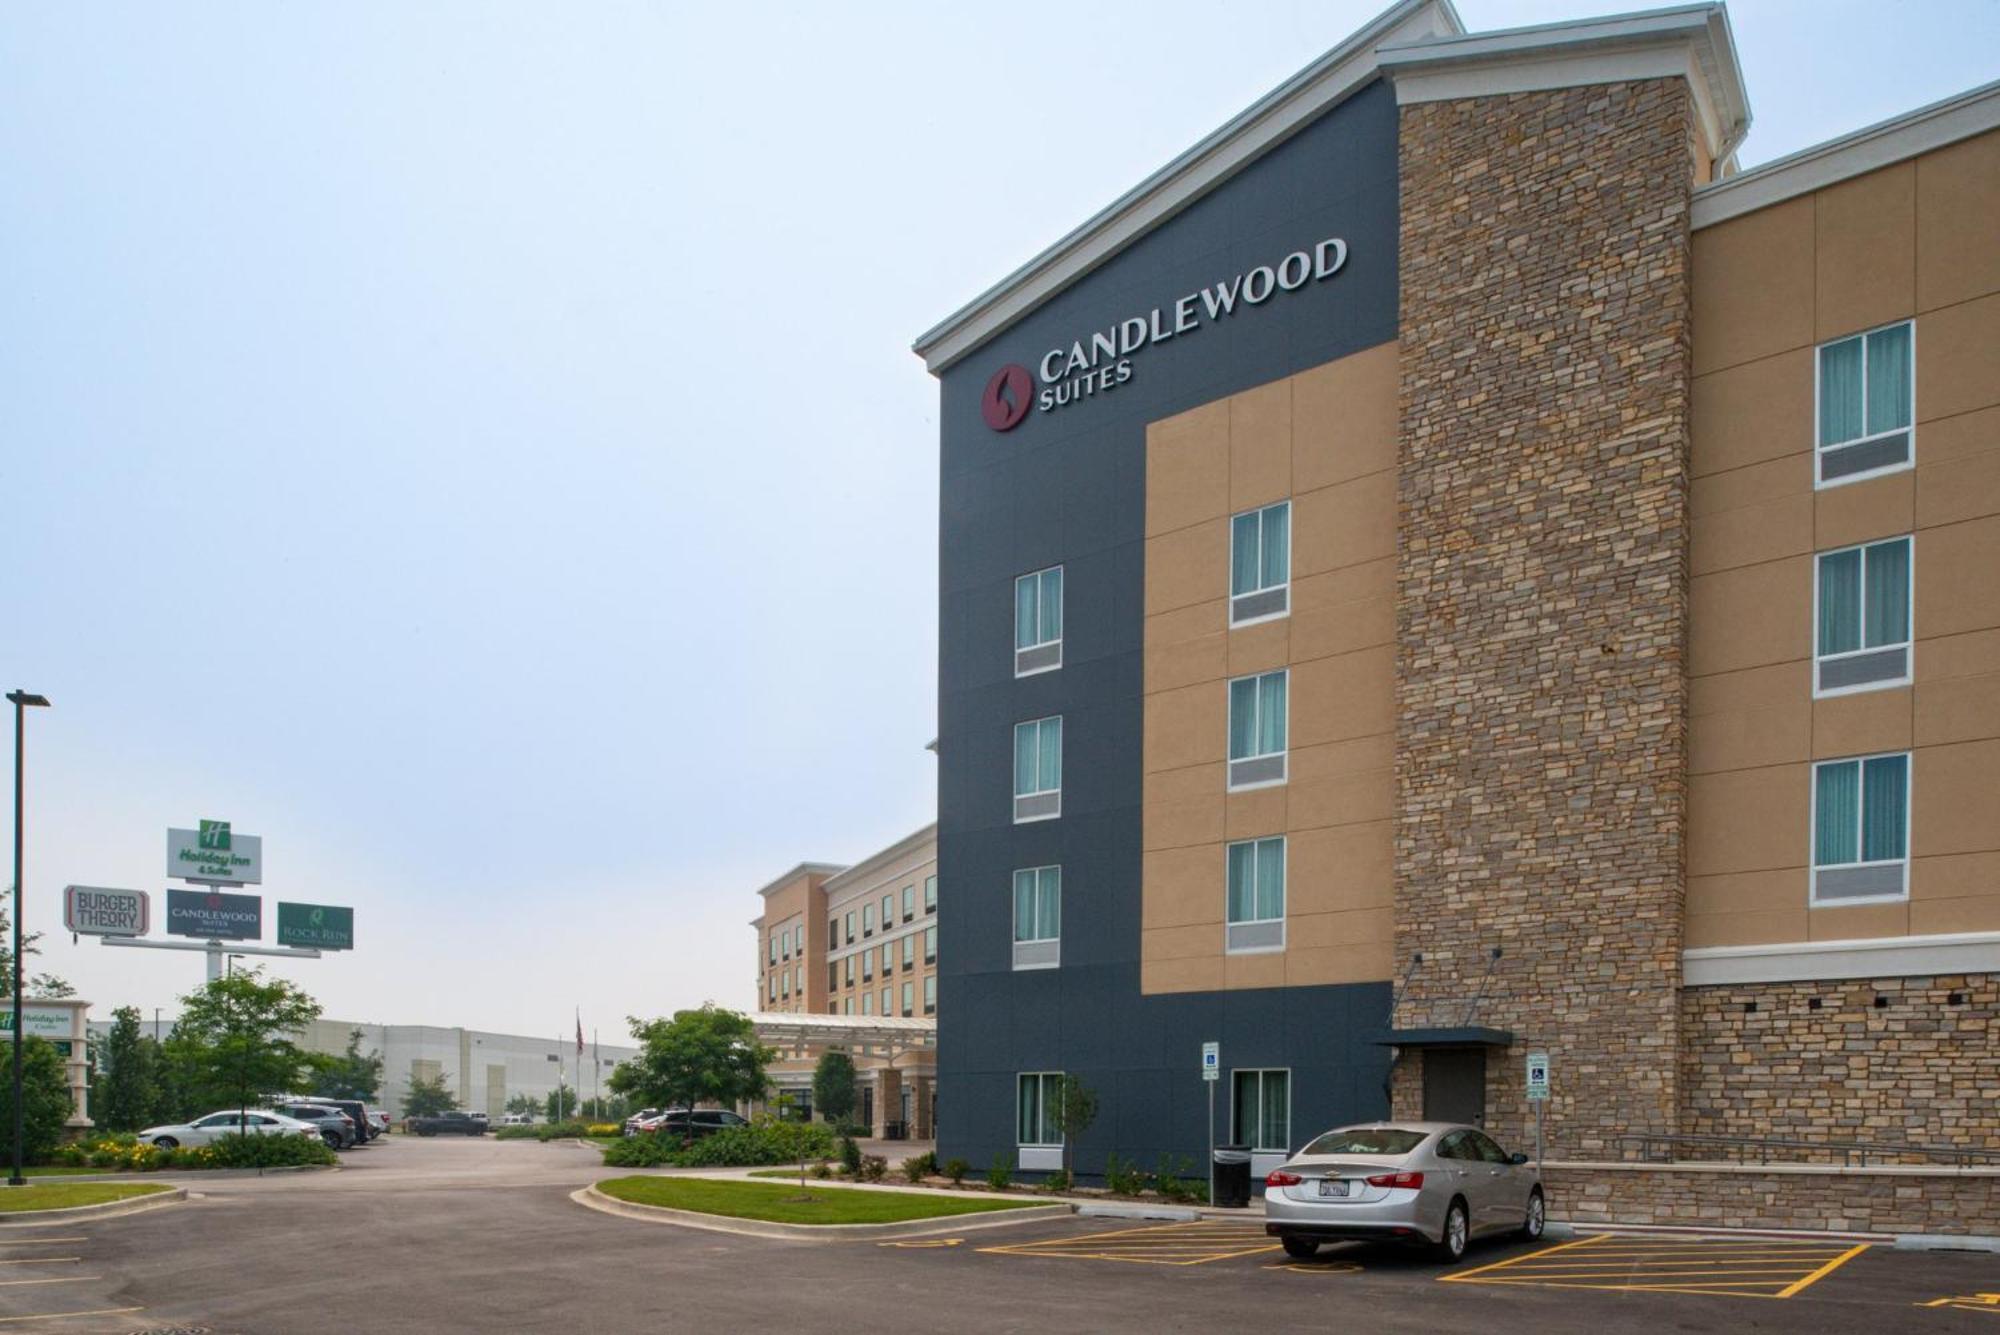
left=751, top=1012, right=936, bottom=1064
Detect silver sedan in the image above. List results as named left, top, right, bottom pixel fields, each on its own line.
left=1262, top=1121, right=1544, bottom=1262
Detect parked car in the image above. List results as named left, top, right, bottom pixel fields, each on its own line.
left=314, top=1099, right=382, bottom=1143
left=407, top=1110, right=487, bottom=1137
left=373, top=1110, right=391, bottom=1135
left=267, top=1101, right=358, bottom=1150
left=500, top=1113, right=534, bottom=1127
left=1261, top=1122, right=1544, bottom=1263
left=622, top=1108, right=662, bottom=1136
left=637, top=1109, right=748, bottom=1141
left=139, top=1109, right=324, bottom=1150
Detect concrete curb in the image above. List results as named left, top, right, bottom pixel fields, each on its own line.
left=0, top=1185, right=185, bottom=1226
left=1894, top=1233, right=2000, bottom=1253
left=1076, top=1202, right=1203, bottom=1221
left=1557, top=1218, right=2000, bottom=1247
left=571, top=1185, right=1072, bottom=1241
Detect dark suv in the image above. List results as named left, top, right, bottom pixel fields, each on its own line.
left=651, top=1109, right=748, bottom=1141
left=318, top=1099, right=381, bottom=1143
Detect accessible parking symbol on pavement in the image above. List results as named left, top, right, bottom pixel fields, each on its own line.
left=980, top=1220, right=1281, bottom=1267
left=1917, top=1291, right=2000, bottom=1314
left=1438, top=1231, right=1873, bottom=1299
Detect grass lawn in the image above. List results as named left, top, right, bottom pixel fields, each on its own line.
left=0, top=1182, right=173, bottom=1212
left=596, top=1176, right=1044, bottom=1225
left=21, top=1166, right=115, bottom=1177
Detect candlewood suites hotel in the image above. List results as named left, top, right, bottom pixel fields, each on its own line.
left=913, top=0, right=2000, bottom=1225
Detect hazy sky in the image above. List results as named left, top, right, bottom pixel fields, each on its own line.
left=5, top=1, right=1995, bottom=1040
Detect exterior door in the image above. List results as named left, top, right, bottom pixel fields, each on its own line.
left=1422, top=1049, right=1486, bottom=1127
left=861, top=1087, right=875, bottom=1133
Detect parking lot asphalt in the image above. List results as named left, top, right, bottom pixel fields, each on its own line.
left=9, top=1137, right=1996, bottom=1333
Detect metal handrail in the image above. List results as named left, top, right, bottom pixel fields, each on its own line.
left=1616, top=1132, right=2000, bottom=1169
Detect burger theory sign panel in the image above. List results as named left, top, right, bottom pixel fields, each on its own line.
left=980, top=236, right=1348, bottom=432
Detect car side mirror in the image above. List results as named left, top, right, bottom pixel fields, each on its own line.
left=1510, top=1152, right=1529, bottom=1165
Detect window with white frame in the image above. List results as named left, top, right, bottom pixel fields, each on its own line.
left=1012, top=866, right=1061, bottom=971
left=843, top=997, right=853, bottom=1015
left=923, top=974, right=936, bottom=1014
left=767, top=974, right=776, bottom=1002
left=924, top=926, right=937, bottom=964
left=925, top=875, right=937, bottom=913
left=1230, top=500, right=1291, bottom=624
left=1227, top=669, right=1288, bottom=789
left=767, top=935, right=776, bottom=966
left=1014, top=716, right=1062, bottom=821
left=1226, top=836, right=1286, bottom=953
left=901, top=981, right=914, bottom=1016
left=902, top=884, right=915, bottom=922
left=862, top=949, right=873, bottom=981
left=1232, top=1069, right=1291, bottom=1153
left=881, top=894, right=893, bottom=930
left=879, top=986, right=891, bottom=1015
left=1812, top=753, right=1910, bottom=903
left=863, top=902, right=875, bottom=937
left=1015, top=566, right=1064, bottom=676
left=902, top=934, right=914, bottom=969
left=862, top=991, right=873, bottom=1015
left=844, top=911, right=855, bottom=944
left=1016, top=1072, right=1063, bottom=1147
left=1818, top=321, right=1913, bottom=486
left=1816, top=536, right=1912, bottom=695
left=844, top=956, right=854, bottom=986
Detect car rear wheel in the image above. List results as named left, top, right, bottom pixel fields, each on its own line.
left=1520, top=1188, right=1545, bottom=1240
left=320, top=1131, right=342, bottom=1149
left=1435, top=1199, right=1470, bottom=1263
left=1280, top=1236, right=1319, bottom=1260
left=152, top=1136, right=178, bottom=1150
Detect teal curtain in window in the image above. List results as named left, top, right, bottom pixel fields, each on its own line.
left=1015, top=576, right=1037, bottom=651
left=1261, top=503, right=1290, bottom=587
left=1232, top=1070, right=1257, bottom=1144
left=1037, top=868, right=1060, bottom=939
left=1017, top=1076, right=1037, bottom=1144
left=1043, top=1078, right=1064, bottom=1146
left=1863, top=539, right=1910, bottom=647
left=1229, top=677, right=1257, bottom=759
left=1231, top=512, right=1260, bottom=596
left=1040, top=568, right=1062, bottom=643
left=1818, top=549, right=1862, bottom=656
left=1014, top=722, right=1036, bottom=796
left=1263, top=1071, right=1289, bottom=1151
left=1865, top=324, right=1912, bottom=435
left=1039, top=718, right=1060, bottom=793
left=1815, top=762, right=1860, bottom=866
left=1255, top=837, right=1286, bottom=920
left=1259, top=672, right=1288, bottom=755
left=1862, top=754, right=1908, bottom=862
left=1819, top=337, right=1864, bottom=446
left=1013, top=871, right=1035, bottom=942
left=1227, top=842, right=1255, bottom=922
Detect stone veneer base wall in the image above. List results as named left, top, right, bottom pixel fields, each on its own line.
left=1546, top=1163, right=2000, bottom=1237
left=1393, top=79, right=1696, bottom=1154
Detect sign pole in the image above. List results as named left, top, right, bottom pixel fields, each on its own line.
left=1207, top=1079, right=1215, bottom=1206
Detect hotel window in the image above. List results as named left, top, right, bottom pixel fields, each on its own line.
left=901, top=981, right=914, bottom=1017
left=844, top=956, right=854, bottom=986
left=1232, top=1069, right=1291, bottom=1154
left=1227, top=670, right=1288, bottom=789
left=780, top=967, right=790, bottom=998
left=780, top=931, right=790, bottom=961
left=1230, top=500, right=1290, bottom=625
left=863, top=902, right=875, bottom=937
left=880, top=986, right=891, bottom=1015
left=829, top=917, right=837, bottom=945
left=1817, top=321, right=1913, bottom=486
left=924, top=926, right=936, bottom=964
left=862, top=949, right=874, bottom=982
left=1016, top=1072, right=1063, bottom=1147
left=901, top=934, right=914, bottom=969
left=902, top=884, right=915, bottom=923
left=1014, top=716, right=1062, bottom=822
left=881, top=894, right=893, bottom=930
left=767, top=974, right=776, bottom=1003
left=925, top=875, right=937, bottom=913
left=1813, top=754, right=1909, bottom=904
left=924, top=975, right=936, bottom=1014
left=844, top=911, right=855, bottom=944
left=828, top=962, right=837, bottom=992
left=883, top=943, right=894, bottom=975
left=828, top=1003, right=837, bottom=1015
left=767, top=935, right=776, bottom=966
left=1226, top=836, right=1286, bottom=953
left=1816, top=537, right=1912, bottom=695
left=1011, top=866, right=1061, bottom=971
left=1015, top=565, right=1064, bottom=676
left=862, top=992, right=873, bottom=1015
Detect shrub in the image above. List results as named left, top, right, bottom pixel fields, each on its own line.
left=858, top=1154, right=887, bottom=1182
left=1104, top=1153, right=1149, bottom=1197
left=600, top=1133, right=681, bottom=1168
left=493, top=1125, right=540, bottom=1140
left=903, top=1150, right=937, bottom=1182
left=811, top=1161, right=831, bottom=1180
left=678, top=1118, right=836, bottom=1168
left=986, top=1158, right=1011, bottom=1191
left=944, top=1157, right=969, bottom=1187
left=1041, top=1168, right=1071, bottom=1193
left=839, top=1136, right=862, bottom=1176
left=205, top=1132, right=338, bottom=1170
left=534, top=1121, right=592, bottom=1142
left=1154, top=1155, right=1207, bottom=1205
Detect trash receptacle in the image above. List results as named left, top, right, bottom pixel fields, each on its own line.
left=1212, top=1145, right=1253, bottom=1208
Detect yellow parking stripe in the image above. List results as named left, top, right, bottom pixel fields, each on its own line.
left=1775, top=1242, right=1872, bottom=1298
left=981, top=1220, right=1281, bottom=1266
left=0, top=1309, right=142, bottom=1325
left=1440, top=1230, right=1611, bottom=1282
left=1438, top=1232, right=1873, bottom=1300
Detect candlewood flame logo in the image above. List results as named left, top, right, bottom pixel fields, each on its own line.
left=981, top=363, right=1033, bottom=432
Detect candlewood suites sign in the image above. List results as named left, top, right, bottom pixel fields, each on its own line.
left=981, top=235, right=1349, bottom=431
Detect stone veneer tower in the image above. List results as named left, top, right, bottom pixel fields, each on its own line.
left=1392, top=77, right=1699, bottom=1153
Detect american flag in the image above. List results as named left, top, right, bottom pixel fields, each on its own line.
left=575, top=1010, right=584, bottom=1056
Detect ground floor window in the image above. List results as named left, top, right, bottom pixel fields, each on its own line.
left=1017, top=1072, right=1063, bottom=1147
left=1232, top=1068, right=1290, bottom=1153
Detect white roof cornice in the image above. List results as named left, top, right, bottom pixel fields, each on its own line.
left=1376, top=3, right=1749, bottom=168
left=1694, top=78, right=2000, bottom=229
left=910, top=0, right=1463, bottom=375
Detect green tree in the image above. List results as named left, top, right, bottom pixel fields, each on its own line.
left=0, top=1037, right=75, bottom=1161
left=307, top=1029, right=383, bottom=1101
left=166, top=970, right=321, bottom=1114
left=504, top=1092, right=540, bottom=1118
left=403, top=1068, right=455, bottom=1118
left=606, top=1005, right=771, bottom=1122
left=0, top=897, right=71, bottom=998
left=811, top=1050, right=857, bottom=1127
left=577, top=1094, right=626, bottom=1121
left=96, top=1006, right=165, bottom=1132
left=1053, top=1074, right=1100, bottom=1181
left=543, top=1084, right=575, bottom=1123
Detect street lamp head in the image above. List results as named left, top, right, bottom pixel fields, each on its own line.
left=4, top=693, right=49, bottom=710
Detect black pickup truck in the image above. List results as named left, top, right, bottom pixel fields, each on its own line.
left=408, top=1110, right=487, bottom=1137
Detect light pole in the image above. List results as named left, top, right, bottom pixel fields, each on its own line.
left=226, top=954, right=245, bottom=978
left=7, top=690, right=51, bottom=1189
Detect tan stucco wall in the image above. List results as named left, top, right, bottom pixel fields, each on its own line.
left=1140, top=341, right=1398, bottom=994
left=1688, top=130, right=2000, bottom=948
left=753, top=870, right=831, bottom=1014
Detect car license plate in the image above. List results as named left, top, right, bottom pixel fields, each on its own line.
left=1318, top=1179, right=1350, bottom=1197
